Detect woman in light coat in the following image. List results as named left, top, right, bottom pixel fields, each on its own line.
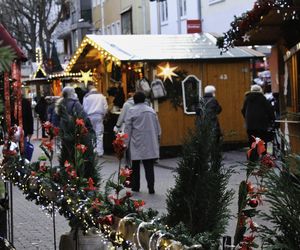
left=124, top=92, right=161, bottom=194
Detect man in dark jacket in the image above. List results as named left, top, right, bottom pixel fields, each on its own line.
left=22, top=97, right=34, bottom=140
left=241, top=84, right=275, bottom=147
left=35, top=96, right=48, bottom=138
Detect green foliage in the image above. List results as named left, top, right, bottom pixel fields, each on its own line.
left=165, top=105, right=234, bottom=247
left=159, top=70, right=187, bottom=109
left=0, top=43, right=15, bottom=72
left=260, top=155, right=300, bottom=249
left=234, top=180, right=248, bottom=245
left=57, top=101, right=100, bottom=184
left=166, top=222, right=219, bottom=249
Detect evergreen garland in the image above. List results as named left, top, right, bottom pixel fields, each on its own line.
left=158, top=70, right=187, bottom=109
left=0, top=44, right=15, bottom=72
left=165, top=103, right=234, bottom=248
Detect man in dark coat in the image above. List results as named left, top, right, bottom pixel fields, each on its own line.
left=241, top=84, right=275, bottom=147
left=22, top=97, right=34, bottom=140
left=35, top=96, right=48, bottom=138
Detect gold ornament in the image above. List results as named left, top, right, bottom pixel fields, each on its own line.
left=166, top=240, right=184, bottom=250
left=78, top=70, right=93, bottom=86
left=157, top=63, right=178, bottom=82
left=156, top=233, right=174, bottom=250
left=137, top=221, right=158, bottom=250
left=118, top=215, right=139, bottom=244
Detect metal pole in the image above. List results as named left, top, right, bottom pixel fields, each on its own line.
left=177, top=0, right=181, bottom=34
left=9, top=182, right=13, bottom=245
left=53, top=203, right=57, bottom=250
left=156, top=0, right=161, bottom=34
left=36, top=116, right=39, bottom=139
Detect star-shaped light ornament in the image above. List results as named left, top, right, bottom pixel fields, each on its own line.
left=79, top=70, right=93, bottom=86
left=242, top=33, right=250, bottom=42
left=157, top=63, right=178, bottom=82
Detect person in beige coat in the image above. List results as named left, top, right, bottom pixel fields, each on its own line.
left=124, top=92, right=161, bottom=194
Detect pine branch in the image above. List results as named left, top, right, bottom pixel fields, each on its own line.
left=0, top=44, right=15, bottom=72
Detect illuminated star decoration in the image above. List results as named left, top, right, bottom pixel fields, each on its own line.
left=79, top=70, right=93, bottom=86
left=157, top=62, right=178, bottom=82
left=242, top=33, right=250, bottom=42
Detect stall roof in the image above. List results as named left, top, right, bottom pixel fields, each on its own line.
left=85, top=33, right=264, bottom=61
left=0, top=23, right=27, bottom=61
left=66, top=33, right=264, bottom=72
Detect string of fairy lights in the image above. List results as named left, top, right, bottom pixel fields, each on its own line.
left=0, top=137, right=203, bottom=249
left=0, top=164, right=180, bottom=249
left=65, top=36, right=121, bottom=74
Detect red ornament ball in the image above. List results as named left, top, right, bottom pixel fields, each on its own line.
left=248, top=198, right=258, bottom=208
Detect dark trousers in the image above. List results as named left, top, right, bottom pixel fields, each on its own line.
left=131, top=159, right=155, bottom=192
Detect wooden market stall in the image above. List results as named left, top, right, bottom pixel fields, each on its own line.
left=217, top=0, right=300, bottom=153
left=65, top=33, right=264, bottom=149
left=0, top=22, right=27, bottom=243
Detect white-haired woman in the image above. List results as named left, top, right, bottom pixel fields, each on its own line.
left=196, top=85, right=222, bottom=140
left=52, top=86, right=89, bottom=127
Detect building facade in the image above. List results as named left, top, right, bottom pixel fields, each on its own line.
left=91, top=0, right=150, bottom=35
left=150, top=0, right=255, bottom=35
left=56, top=0, right=93, bottom=57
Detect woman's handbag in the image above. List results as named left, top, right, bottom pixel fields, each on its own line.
left=25, top=141, right=34, bottom=161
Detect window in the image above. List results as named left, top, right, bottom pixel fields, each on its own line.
left=107, top=25, right=111, bottom=34
left=111, top=23, right=115, bottom=35
left=92, top=0, right=101, bottom=7
left=160, top=1, right=168, bottom=22
left=182, top=75, right=202, bottom=114
left=179, top=0, right=187, bottom=17
left=121, top=9, right=132, bottom=34
left=116, top=21, right=121, bottom=34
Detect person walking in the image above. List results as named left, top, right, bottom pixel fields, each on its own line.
left=52, top=86, right=88, bottom=127
left=196, top=85, right=222, bottom=140
left=113, top=92, right=135, bottom=133
left=35, top=96, right=48, bottom=138
left=241, top=84, right=275, bottom=147
left=22, top=97, right=34, bottom=141
left=124, top=92, right=161, bottom=194
left=83, top=82, right=108, bottom=157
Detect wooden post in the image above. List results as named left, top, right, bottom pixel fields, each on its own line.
left=121, top=64, right=127, bottom=99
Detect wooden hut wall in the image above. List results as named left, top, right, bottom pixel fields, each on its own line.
left=284, top=51, right=300, bottom=152
left=155, top=60, right=250, bottom=147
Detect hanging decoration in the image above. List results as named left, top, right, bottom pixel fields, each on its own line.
left=78, top=69, right=93, bottom=86
left=242, top=33, right=251, bottom=42
left=11, top=61, right=24, bottom=153
left=157, top=62, right=178, bottom=82
left=4, top=72, right=11, bottom=129
left=32, top=48, right=47, bottom=79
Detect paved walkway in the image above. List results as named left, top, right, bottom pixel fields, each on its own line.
left=6, top=134, right=270, bottom=249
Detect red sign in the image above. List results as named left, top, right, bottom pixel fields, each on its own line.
left=187, top=19, right=202, bottom=34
